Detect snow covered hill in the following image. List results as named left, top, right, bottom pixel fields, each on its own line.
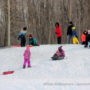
left=0, top=44, right=90, bottom=90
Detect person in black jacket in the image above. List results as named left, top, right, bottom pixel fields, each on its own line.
left=84, top=30, right=90, bottom=47
left=67, top=21, right=73, bottom=43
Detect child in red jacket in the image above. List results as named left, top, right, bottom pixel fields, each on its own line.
left=55, top=22, right=62, bottom=44
left=81, top=31, right=87, bottom=45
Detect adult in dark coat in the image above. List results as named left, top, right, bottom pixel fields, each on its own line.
left=84, top=30, right=90, bottom=47
left=67, top=21, right=73, bottom=43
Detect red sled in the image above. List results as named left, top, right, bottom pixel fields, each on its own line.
left=2, top=71, right=14, bottom=75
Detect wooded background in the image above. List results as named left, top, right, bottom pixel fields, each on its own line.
left=0, top=0, right=90, bottom=46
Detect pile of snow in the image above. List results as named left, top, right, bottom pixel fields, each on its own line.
left=0, top=44, right=90, bottom=90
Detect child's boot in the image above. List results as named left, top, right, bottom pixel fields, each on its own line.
left=28, top=65, right=31, bottom=68
left=88, top=41, right=90, bottom=47
left=23, top=65, right=25, bottom=69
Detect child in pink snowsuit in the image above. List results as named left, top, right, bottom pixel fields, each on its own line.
left=23, top=45, right=31, bottom=68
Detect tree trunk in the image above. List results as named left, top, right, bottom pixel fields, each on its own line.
left=0, top=0, right=90, bottom=46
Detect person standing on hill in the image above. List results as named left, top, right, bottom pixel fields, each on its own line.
left=84, top=30, right=90, bottom=47
left=81, top=30, right=87, bottom=45
left=18, top=27, right=27, bottom=47
left=72, top=26, right=79, bottom=44
left=67, top=21, right=73, bottom=44
left=55, top=22, right=62, bottom=44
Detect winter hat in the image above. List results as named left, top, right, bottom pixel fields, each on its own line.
left=69, top=21, right=73, bottom=25
left=72, top=26, right=76, bottom=30
left=29, top=34, right=32, bottom=37
left=23, top=27, right=27, bottom=30
left=83, top=31, right=87, bottom=34
left=58, top=46, right=63, bottom=51
left=88, top=30, right=90, bottom=34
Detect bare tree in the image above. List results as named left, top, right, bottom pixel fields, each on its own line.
left=0, top=0, right=90, bottom=46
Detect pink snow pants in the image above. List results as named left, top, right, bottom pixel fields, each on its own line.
left=23, top=58, right=31, bottom=68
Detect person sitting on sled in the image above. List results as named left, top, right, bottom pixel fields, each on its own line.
left=23, top=45, right=31, bottom=68
left=51, top=46, right=65, bottom=60
left=28, top=34, right=39, bottom=46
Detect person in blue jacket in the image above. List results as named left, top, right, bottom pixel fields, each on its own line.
left=67, top=21, right=73, bottom=43
left=18, top=27, right=27, bottom=47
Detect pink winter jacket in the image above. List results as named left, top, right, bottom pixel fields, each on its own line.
left=56, top=49, right=65, bottom=57
left=23, top=47, right=31, bottom=60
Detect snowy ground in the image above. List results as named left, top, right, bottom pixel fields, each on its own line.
left=0, top=44, right=90, bottom=90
